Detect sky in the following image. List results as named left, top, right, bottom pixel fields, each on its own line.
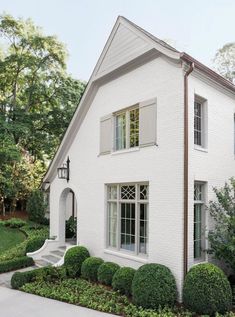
left=0, top=0, right=234, bottom=81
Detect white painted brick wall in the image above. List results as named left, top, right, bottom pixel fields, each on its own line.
left=49, top=56, right=185, bottom=294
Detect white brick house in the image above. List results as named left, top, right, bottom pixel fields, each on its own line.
left=39, top=16, right=235, bottom=295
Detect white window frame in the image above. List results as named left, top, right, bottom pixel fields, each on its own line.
left=114, top=105, right=139, bottom=151
left=193, top=182, right=206, bottom=262
left=106, top=183, right=148, bottom=256
left=194, top=96, right=207, bottom=150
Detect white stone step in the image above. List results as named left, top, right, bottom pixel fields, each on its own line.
left=41, top=254, right=60, bottom=264
left=35, top=259, right=51, bottom=267
left=50, top=250, right=64, bottom=257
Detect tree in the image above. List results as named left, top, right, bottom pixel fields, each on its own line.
left=0, top=14, right=86, bottom=213
left=213, top=43, right=235, bottom=83
left=208, top=179, right=235, bottom=273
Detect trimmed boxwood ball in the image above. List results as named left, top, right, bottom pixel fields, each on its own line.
left=64, top=246, right=90, bottom=277
left=112, top=266, right=136, bottom=296
left=98, top=262, right=120, bottom=286
left=81, top=257, right=104, bottom=282
left=132, top=263, right=177, bottom=309
left=183, top=263, right=232, bottom=315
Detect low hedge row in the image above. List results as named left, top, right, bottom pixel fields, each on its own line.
left=0, top=256, right=34, bottom=274
left=11, top=266, right=67, bottom=289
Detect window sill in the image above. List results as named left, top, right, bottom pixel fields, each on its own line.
left=194, top=145, right=208, bottom=153
left=104, top=248, right=148, bottom=263
left=111, top=147, right=140, bottom=156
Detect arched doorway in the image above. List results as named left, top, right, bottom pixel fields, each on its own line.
left=58, top=188, right=77, bottom=243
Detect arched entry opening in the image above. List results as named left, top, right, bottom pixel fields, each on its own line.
left=58, top=188, right=77, bottom=244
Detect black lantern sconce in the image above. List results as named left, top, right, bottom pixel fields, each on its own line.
left=57, top=157, right=70, bottom=182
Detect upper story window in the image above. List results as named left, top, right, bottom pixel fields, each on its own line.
left=115, top=107, right=139, bottom=151
left=99, top=98, right=157, bottom=155
left=194, top=96, right=207, bottom=149
left=194, top=101, right=202, bottom=146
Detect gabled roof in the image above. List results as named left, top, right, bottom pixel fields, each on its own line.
left=43, top=16, right=235, bottom=183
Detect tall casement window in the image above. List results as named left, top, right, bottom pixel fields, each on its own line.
left=194, top=101, right=202, bottom=146
left=115, top=107, right=139, bottom=151
left=107, top=183, right=148, bottom=255
left=194, top=182, right=205, bottom=260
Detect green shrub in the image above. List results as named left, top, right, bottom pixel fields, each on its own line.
left=112, top=266, right=136, bottom=296
left=26, top=189, right=46, bottom=224
left=132, top=263, right=177, bottom=309
left=81, top=257, right=104, bottom=282
left=66, top=216, right=77, bottom=239
left=11, top=270, right=36, bottom=289
left=3, top=218, right=27, bottom=228
left=0, top=256, right=34, bottom=273
left=25, top=237, right=46, bottom=253
left=97, top=261, right=120, bottom=286
left=183, top=263, right=232, bottom=315
left=64, top=246, right=90, bottom=277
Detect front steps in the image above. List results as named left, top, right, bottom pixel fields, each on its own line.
left=33, top=245, right=71, bottom=268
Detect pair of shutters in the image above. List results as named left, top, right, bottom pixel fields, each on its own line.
left=100, top=98, right=157, bottom=155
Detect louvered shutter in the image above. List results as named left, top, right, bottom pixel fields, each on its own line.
left=100, top=115, right=112, bottom=154
left=139, top=98, right=157, bottom=147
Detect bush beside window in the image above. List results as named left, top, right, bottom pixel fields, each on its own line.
left=0, top=256, right=34, bottom=274
left=112, top=266, right=136, bottom=296
left=64, top=246, right=90, bottom=277
left=183, top=263, right=232, bottom=315
left=132, top=263, right=177, bottom=309
left=81, top=257, right=104, bottom=282
left=97, top=262, right=120, bottom=286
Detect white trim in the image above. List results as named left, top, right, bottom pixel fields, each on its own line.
left=104, top=248, right=148, bottom=264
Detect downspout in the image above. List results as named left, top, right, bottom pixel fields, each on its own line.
left=183, top=62, right=194, bottom=278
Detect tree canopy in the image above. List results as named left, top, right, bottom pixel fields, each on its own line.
left=0, top=14, right=86, bottom=214
left=213, top=42, right=235, bottom=83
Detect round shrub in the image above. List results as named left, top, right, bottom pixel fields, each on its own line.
left=112, top=266, right=136, bottom=296
left=98, top=262, right=120, bottom=286
left=132, top=263, right=177, bottom=309
left=183, top=263, right=232, bottom=315
left=81, top=257, right=104, bottom=282
left=26, top=237, right=45, bottom=253
left=64, top=246, right=90, bottom=277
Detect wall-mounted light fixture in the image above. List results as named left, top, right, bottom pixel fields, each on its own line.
left=57, top=157, right=70, bottom=182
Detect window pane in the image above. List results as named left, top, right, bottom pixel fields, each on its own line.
left=139, top=185, right=148, bottom=200
left=121, top=185, right=136, bottom=200
left=116, top=113, right=126, bottom=150
left=120, top=203, right=135, bottom=251
left=108, top=202, right=117, bottom=248
left=130, top=108, right=139, bottom=148
left=194, top=101, right=202, bottom=146
left=194, top=184, right=202, bottom=201
left=108, top=186, right=117, bottom=200
left=139, top=203, right=147, bottom=254
left=194, top=204, right=202, bottom=259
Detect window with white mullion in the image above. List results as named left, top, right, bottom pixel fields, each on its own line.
left=107, top=183, right=148, bottom=255
left=194, top=101, right=202, bottom=146
left=114, top=106, right=139, bottom=151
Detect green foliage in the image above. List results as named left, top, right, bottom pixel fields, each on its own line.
left=112, top=266, right=136, bottom=296
left=0, top=14, right=86, bottom=212
left=132, top=263, right=177, bottom=309
left=0, top=222, right=49, bottom=262
left=0, top=256, right=34, bottom=273
left=20, top=277, right=193, bottom=317
left=26, top=190, right=46, bottom=223
left=65, top=216, right=77, bottom=239
left=64, top=246, right=90, bottom=277
left=213, top=43, right=235, bottom=83
left=97, top=261, right=120, bottom=286
left=208, top=179, right=235, bottom=273
left=3, top=218, right=26, bottom=228
left=183, top=263, right=232, bottom=315
left=25, top=237, right=45, bottom=253
left=81, top=257, right=104, bottom=282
